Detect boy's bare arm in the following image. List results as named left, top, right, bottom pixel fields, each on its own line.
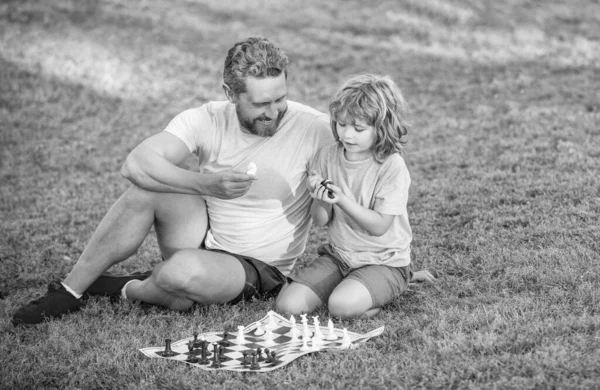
left=314, top=182, right=393, bottom=236
left=335, top=197, right=394, bottom=236
left=310, top=199, right=333, bottom=226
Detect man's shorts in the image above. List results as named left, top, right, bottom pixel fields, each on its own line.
left=208, top=249, right=288, bottom=304
left=289, top=244, right=412, bottom=307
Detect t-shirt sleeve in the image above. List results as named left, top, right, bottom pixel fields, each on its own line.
left=308, top=144, right=329, bottom=178
left=163, top=107, right=212, bottom=154
left=373, top=155, right=411, bottom=216
left=307, top=115, right=335, bottom=172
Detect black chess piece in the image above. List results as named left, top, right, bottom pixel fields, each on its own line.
left=256, top=347, right=264, bottom=362
left=250, top=351, right=260, bottom=370
left=197, top=340, right=210, bottom=365
left=210, top=343, right=222, bottom=368
left=219, top=329, right=232, bottom=346
left=192, top=331, right=202, bottom=349
left=241, top=351, right=250, bottom=367
left=185, top=341, right=199, bottom=363
left=159, top=338, right=178, bottom=357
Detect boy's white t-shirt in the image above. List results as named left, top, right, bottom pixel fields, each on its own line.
left=164, top=100, right=333, bottom=275
left=312, top=143, right=412, bottom=268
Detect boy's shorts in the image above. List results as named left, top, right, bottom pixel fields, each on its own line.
left=206, top=249, right=288, bottom=304
left=289, top=244, right=412, bottom=307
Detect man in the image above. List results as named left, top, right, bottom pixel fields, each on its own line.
left=13, top=37, right=334, bottom=325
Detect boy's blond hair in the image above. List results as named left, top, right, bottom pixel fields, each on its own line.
left=329, top=74, right=409, bottom=162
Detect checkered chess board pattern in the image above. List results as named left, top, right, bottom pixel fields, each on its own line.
left=140, top=311, right=384, bottom=372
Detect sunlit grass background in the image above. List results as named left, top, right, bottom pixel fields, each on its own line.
left=1, top=0, right=599, bottom=389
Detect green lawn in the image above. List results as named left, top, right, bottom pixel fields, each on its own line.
left=1, top=0, right=599, bottom=389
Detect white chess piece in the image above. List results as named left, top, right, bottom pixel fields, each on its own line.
left=266, top=311, right=277, bottom=330
left=236, top=325, right=246, bottom=343
left=312, top=315, right=320, bottom=328
left=264, top=328, right=276, bottom=347
left=300, top=335, right=310, bottom=351
left=290, top=325, right=299, bottom=343
left=314, top=323, right=324, bottom=342
left=254, top=321, right=265, bottom=336
left=302, top=319, right=313, bottom=338
left=340, top=328, right=352, bottom=349
left=246, top=162, right=257, bottom=176
left=326, top=319, right=338, bottom=341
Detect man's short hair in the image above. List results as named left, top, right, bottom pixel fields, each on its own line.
left=223, top=37, right=289, bottom=95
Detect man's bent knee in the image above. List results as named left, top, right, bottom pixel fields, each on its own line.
left=154, top=250, right=201, bottom=294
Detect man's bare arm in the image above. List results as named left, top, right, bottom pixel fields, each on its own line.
left=121, top=132, right=255, bottom=198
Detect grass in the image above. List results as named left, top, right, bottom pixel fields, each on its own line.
left=1, top=0, right=599, bottom=388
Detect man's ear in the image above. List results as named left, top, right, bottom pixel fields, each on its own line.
left=223, top=84, right=236, bottom=103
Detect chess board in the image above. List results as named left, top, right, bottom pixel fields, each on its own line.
left=140, top=311, right=384, bottom=372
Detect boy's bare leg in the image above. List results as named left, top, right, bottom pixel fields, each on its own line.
left=327, top=279, right=377, bottom=319
left=63, top=185, right=208, bottom=294
left=275, top=282, right=323, bottom=314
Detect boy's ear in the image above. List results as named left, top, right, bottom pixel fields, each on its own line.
left=223, top=84, right=236, bottom=103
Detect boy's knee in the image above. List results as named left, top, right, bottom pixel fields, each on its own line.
left=275, top=287, right=315, bottom=315
left=328, top=295, right=365, bottom=319
left=275, top=294, right=300, bottom=315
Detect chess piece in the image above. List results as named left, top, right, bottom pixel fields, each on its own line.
left=192, top=331, right=202, bottom=349
left=326, top=319, right=338, bottom=341
left=219, top=329, right=231, bottom=346
left=236, top=325, right=246, bottom=344
left=314, top=323, right=324, bottom=342
left=246, top=162, right=257, bottom=176
left=300, top=336, right=310, bottom=352
left=254, top=321, right=265, bottom=336
left=264, top=328, right=276, bottom=347
left=341, top=328, right=352, bottom=349
left=197, top=340, right=210, bottom=365
left=290, top=325, right=299, bottom=343
left=266, top=311, right=277, bottom=330
left=185, top=341, right=199, bottom=363
left=242, top=351, right=250, bottom=367
left=160, top=338, right=177, bottom=357
left=250, top=352, right=261, bottom=370
left=302, top=319, right=312, bottom=338
left=210, top=343, right=222, bottom=368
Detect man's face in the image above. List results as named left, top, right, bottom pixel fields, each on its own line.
left=230, top=73, right=288, bottom=137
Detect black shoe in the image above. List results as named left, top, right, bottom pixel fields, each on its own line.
left=84, top=271, right=152, bottom=299
left=12, top=282, right=83, bottom=326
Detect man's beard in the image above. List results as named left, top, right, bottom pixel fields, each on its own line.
left=238, top=107, right=287, bottom=137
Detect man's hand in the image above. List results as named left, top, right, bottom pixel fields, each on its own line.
left=203, top=170, right=257, bottom=199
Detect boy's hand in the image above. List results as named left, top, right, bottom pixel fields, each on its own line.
left=411, top=270, right=436, bottom=283
left=307, top=170, right=324, bottom=193
left=313, top=180, right=342, bottom=204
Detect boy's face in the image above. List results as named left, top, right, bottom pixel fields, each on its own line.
left=228, top=73, right=288, bottom=137
left=335, top=115, right=377, bottom=161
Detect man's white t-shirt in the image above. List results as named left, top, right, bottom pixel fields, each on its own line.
left=164, top=101, right=333, bottom=275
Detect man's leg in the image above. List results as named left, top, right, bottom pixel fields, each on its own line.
left=124, top=249, right=246, bottom=310
left=64, top=185, right=208, bottom=293
left=12, top=185, right=207, bottom=325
